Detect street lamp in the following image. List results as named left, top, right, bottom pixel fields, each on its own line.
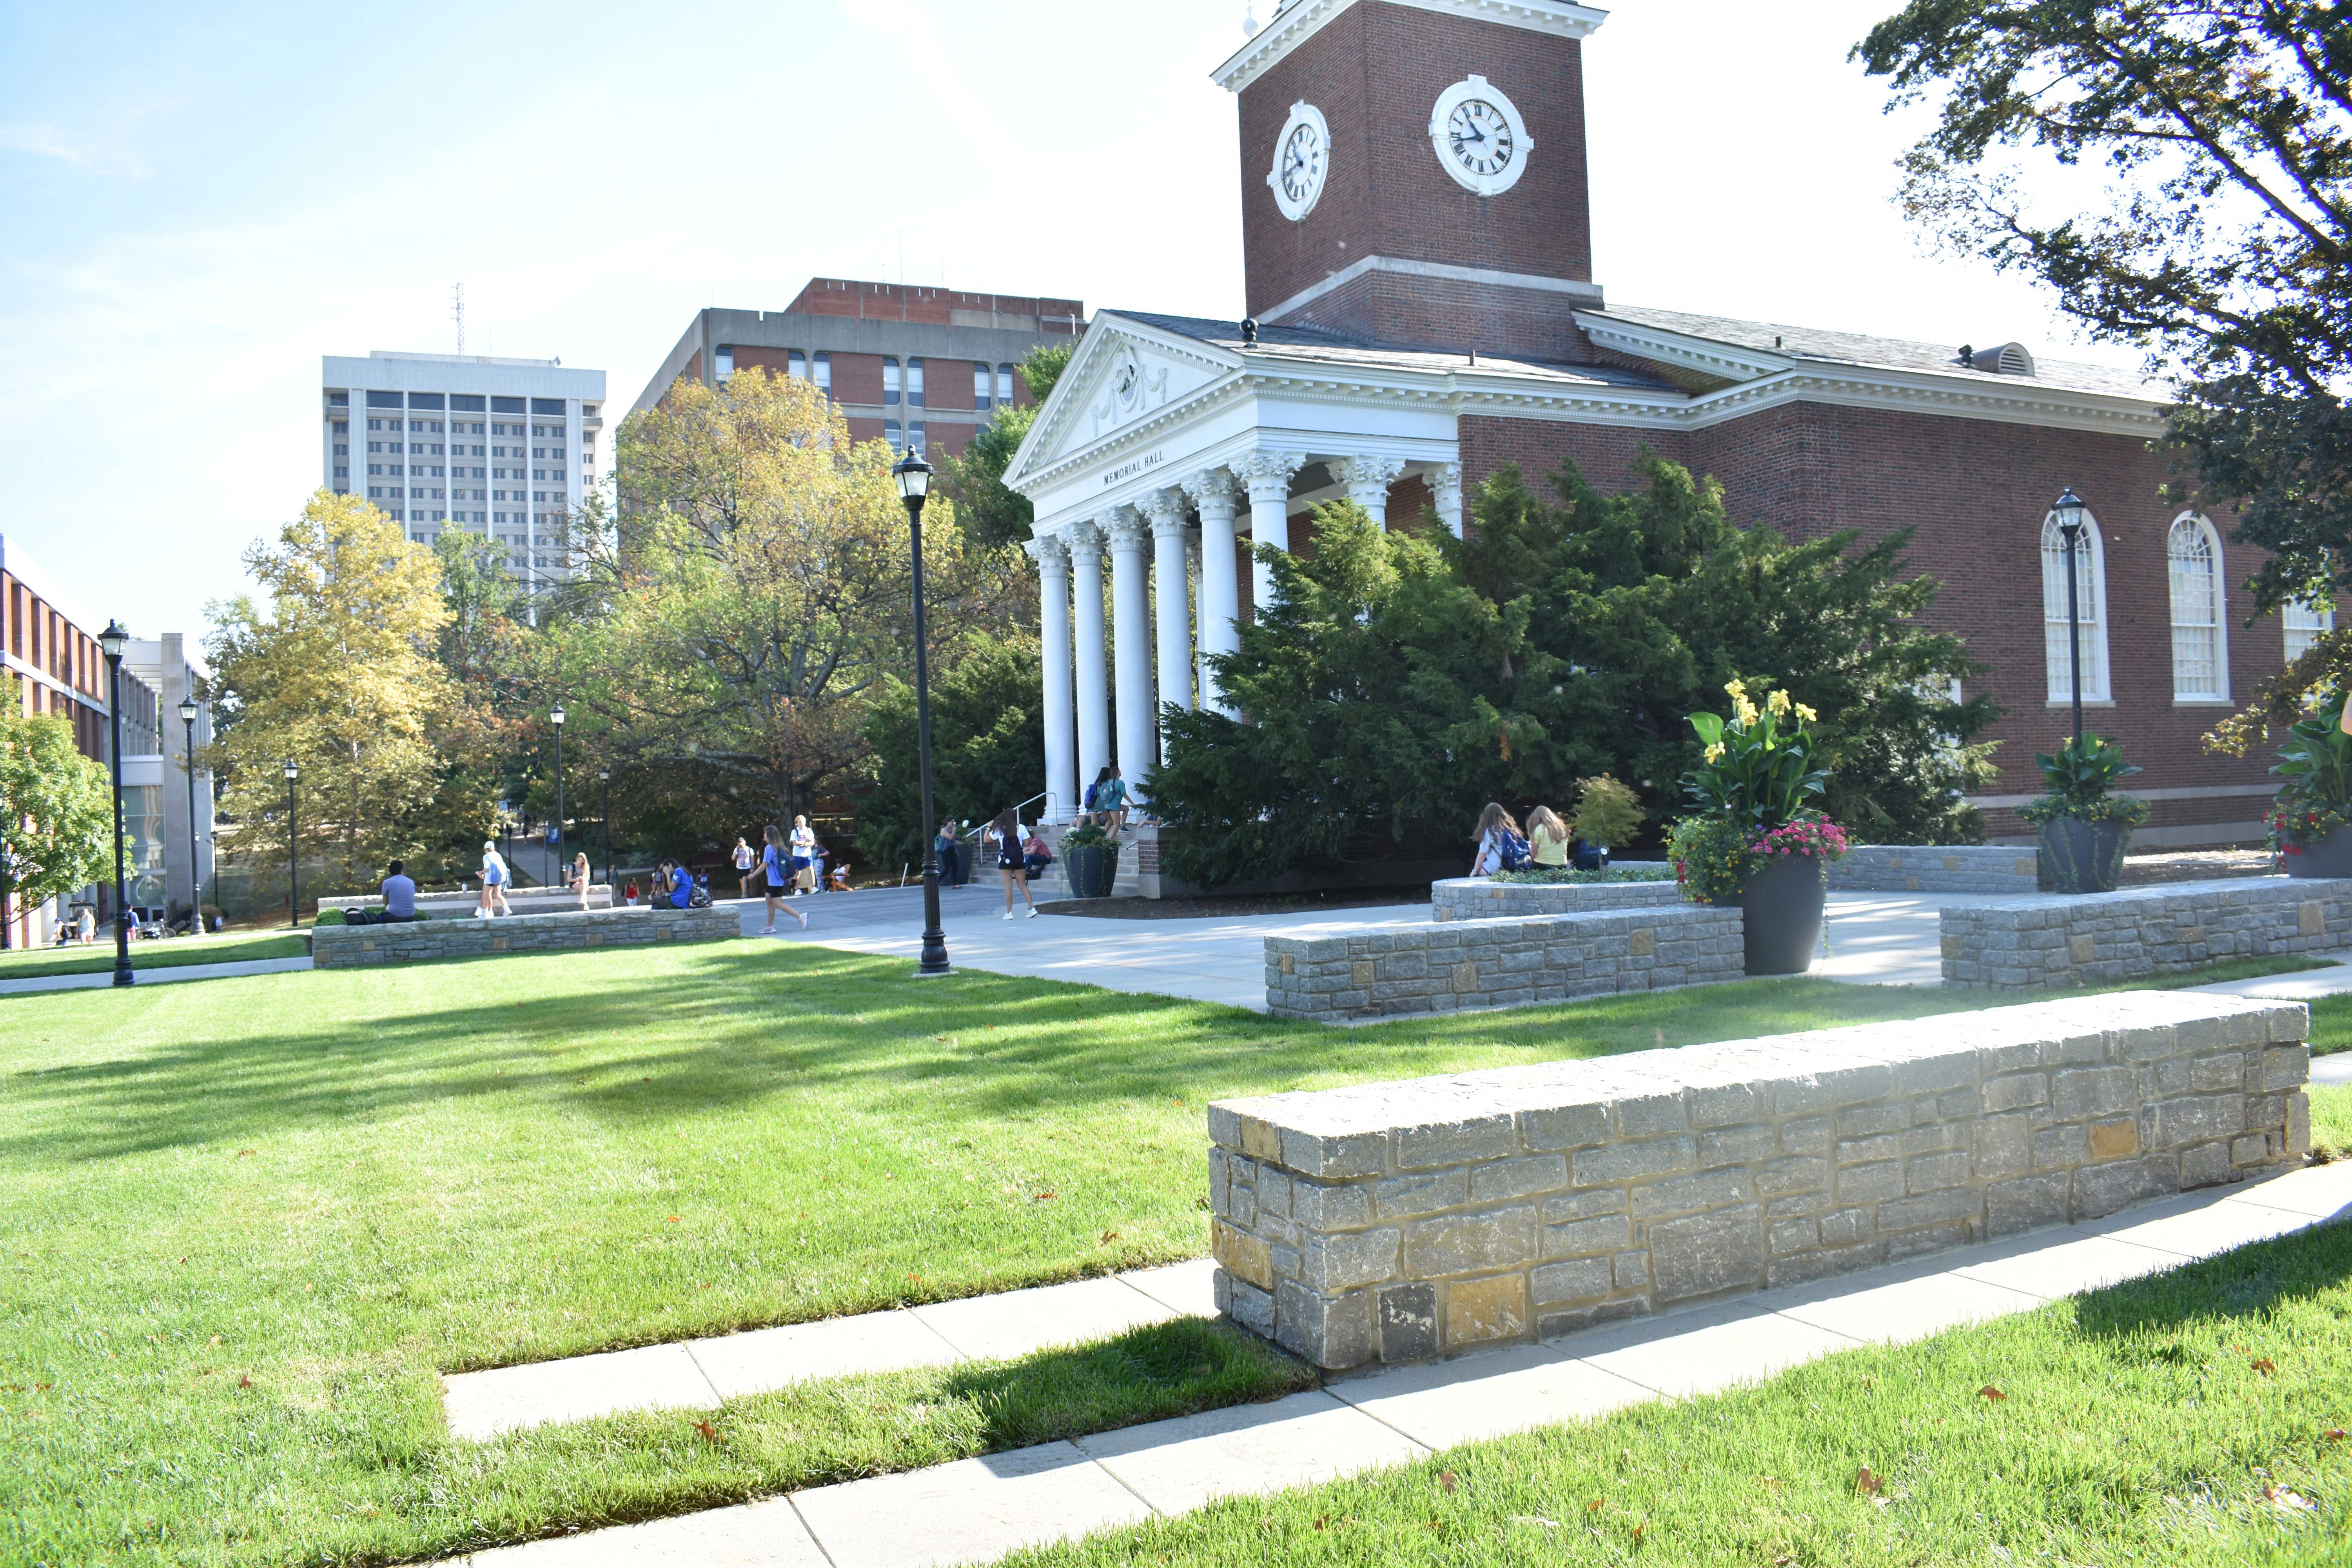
left=550, top=703, right=567, bottom=887
left=894, top=444, right=951, bottom=976
left=598, top=768, right=613, bottom=889
left=177, top=695, right=202, bottom=936
left=282, top=758, right=300, bottom=929
left=2052, top=487, right=2089, bottom=749
left=98, top=621, right=133, bottom=987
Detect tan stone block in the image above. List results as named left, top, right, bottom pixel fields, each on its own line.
left=2013, top=857, right=2038, bottom=876
left=2302, top=901, right=2325, bottom=937
left=1240, top=1115, right=1282, bottom=1164
left=1452, top=961, right=1478, bottom=993
left=2089, top=1118, right=2138, bottom=1161
left=2069, top=934, right=2096, bottom=965
left=1444, top=1272, right=1528, bottom=1349
left=1212, top=1220, right=1273, bottom=1290
left=1628, top=929, right=1655, bottom=958
left=585, top=932, right=603, bottom=947
left=492, top=937, right=510, bottom=951
left=1353, top=960, right=1376, bottom=986
left=1279, top=954, right=1295, bottom=975
left=1944, top=856, right=1962, bottom=872
left=1940, top=934, right=1964, bottom=960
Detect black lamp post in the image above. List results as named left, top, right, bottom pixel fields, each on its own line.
left=177, top=694, right=202, bottom=936
left=599, top=768, right=613, bottom=888
left=550, top=703, right=566, bottom=885
left=2052, top=487, right=2089, bottom=749
left=894, top=445, right=951, bottom=976
left=282, top=757, right=300, bottom=929
left=98, top=621, right=133, bottom=987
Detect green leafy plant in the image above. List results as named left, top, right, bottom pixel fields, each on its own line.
left=2018, top=734, right=2151, bottom=826
left=1060, top=822, right=1113, bottom=850
left=1489, top=865, right=1674, bottom=886
left=1567, top=775, right=1646, bottom=850
left=1681, top=680, right=1832, bottom=834
left=1668, top=815, right=1750, bottom=906
left=2265, top=691, right=2352, bottom=856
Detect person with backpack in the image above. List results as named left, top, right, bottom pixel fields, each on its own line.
left=984, top=808, right=1041, bottom=920
left=1094, top=764, right=1130, bottom=836
left=1470, top=803, right=1530, bottom=878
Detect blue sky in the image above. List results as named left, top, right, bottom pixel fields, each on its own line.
left=0, top=0, right=2128, bottom=645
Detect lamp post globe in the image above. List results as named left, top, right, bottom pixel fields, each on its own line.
left=893, top=445, right=950, bottom=976
left=98, top=621, right=133, bottom=987
left=282, top=757, right=300, bottom=929
left=2051, top=487, right=2089, bottom=750
left=177, top=695, right=202, bottom=936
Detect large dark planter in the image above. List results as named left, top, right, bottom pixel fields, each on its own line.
left=2039, top=816, right=2130, bottom=894
left=2283, top=823, right=2352, bottom=879
left=1066, top=843, right=1122, bottom=899
left=1732, top=852, right=1828, bottom=976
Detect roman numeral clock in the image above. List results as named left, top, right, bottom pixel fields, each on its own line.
left=1429, top=74, right=1531, bottom=196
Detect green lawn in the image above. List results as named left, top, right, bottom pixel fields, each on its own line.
left=0, top=938, right=2339, bottom=1566
left=1012, top=1223, right=2352, bottom=1567
left=0, top=926, right=307, bottom=980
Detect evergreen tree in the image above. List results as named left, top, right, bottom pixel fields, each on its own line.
left=935, top=343, right=1076, bottom=548
left=856, top=635, right=1046, bottom=873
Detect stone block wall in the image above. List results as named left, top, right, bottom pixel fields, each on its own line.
left=312, top=904, right=739, bottom=967
left=1430, top=877, right=1682, bottom=922
left=1829, top=846, right=2041, bottom=895
left=319, top=886, right=614, bottom=916
left=1265, top=906, right=1744, bottom=1022
left=1206, top=992, right=2309, bottom=1369
left=1942, top=877, right=2352, bottom=990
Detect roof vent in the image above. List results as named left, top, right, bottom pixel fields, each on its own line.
left=1969, top=341, right=2035, bottom=376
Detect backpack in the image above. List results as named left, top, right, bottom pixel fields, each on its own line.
left=1083, top=781, right=1100, bottom=811
left=1496, top=829, right=1532, bottom=872
left=689, top=878, right=712, bottom=909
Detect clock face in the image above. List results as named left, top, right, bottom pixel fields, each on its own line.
left=1445, top=99, right=1513, bottom=178
left=1266, top=101, right=1330, bottom=221
left=1427, top=75, right=1532, bottom=196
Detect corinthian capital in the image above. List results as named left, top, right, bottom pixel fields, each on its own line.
left=1180, top=466, right=1242, bottom=516
left=1335, top=455, right=1409, bottom=498
left=1063, top=519, right=1104, bottom=561
left=1138, top=487, right=1191, bottom=536
left=1102, top=506, right=1151, bottom=553
left=1024, top=532, right=1070, bottom=575
left=1236, top=449, right=1305, bottom=504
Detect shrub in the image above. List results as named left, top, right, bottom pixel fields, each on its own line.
left=2017, top=734, right=2151, bottom=827
left=1669, top=815, right=1750, bottom=906
left=1567, top=775, right=1646, bottom=850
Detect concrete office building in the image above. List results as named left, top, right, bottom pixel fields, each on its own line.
left=632, top=279, right=1085, bottom=459
left=322, top=351, right=608, bottom=594
left=123, top=635, right=215, bottom=927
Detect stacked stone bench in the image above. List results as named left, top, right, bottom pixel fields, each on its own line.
left=311, top=904, right=738, bottom=968
left=1206, top=991, right=2310, bottom=1369
left=1266, top=905, right=1743, bottom=1022
left=319, top=885, right=615, bottom=916
left=1942, top=877, right=2352, bottom=990
left=1430, top=875, right=1682, bottom=922
left=1829, top=845, right=2041, bottom=895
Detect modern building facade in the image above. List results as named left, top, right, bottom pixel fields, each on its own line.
left=632, top=279, right=1086, bottom=459
left=322, top=351, right=608, bottom=594
left=1005, top=0, right=2301, bottom=847
left=123, top=635, right=214, bottom=926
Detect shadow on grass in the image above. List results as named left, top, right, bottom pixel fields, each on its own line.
left=2071, top=1216, right=2352, bottom=1339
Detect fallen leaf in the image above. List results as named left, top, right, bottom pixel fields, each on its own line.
left=694, top=1419, right=721, bottom=1445
left=209, top=1336, right=221, bottom=1346
left=1586, top=1497, right=1604, bottom=1513
left=2325, top=1428, right=2347, bottom=1442
left=2265, top=1483, right=2315, bottom=1514
left=666, top=1215, right=682, bottom=1223
left=1855, top=1466, right=1882, bottom=1496
left=1313, top=1513, right=1330, bottom=1531
left=1980, top=1384, right=2008, bottom=1402
left=1033, top=1191, right=1057, bottom=1201
left=1631, top=1520, right=1646, bottom=1541
left=1438, top=1470, right=1457, bottom=1494
left=237, top=1374, right=252, bottom=1389
left=1758, top=1475, right=1782, bottom=1492
left=1099, top=1230, right=1121, bottom=1245
left=2251, top=1357, right=2278, bottom=1377
left=236, top=1149, right=256, bottom=1158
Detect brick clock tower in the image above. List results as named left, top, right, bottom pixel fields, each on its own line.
left=1216, top=0, right=1607, bottom=359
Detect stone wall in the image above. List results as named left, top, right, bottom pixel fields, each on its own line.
left=319, top=886, right=613, bottom=916
left=311, top=904, right=739, bottom=968
left=1207, top=992, right=2309, bottom=1369
left=1829, top=846, right=2042, bottom=895
left=1942, top=877, right=2352, bottom=990
left=1265, top=906, right=1744, bottom=1023
left=1431, top=876, right=1682, bottom=923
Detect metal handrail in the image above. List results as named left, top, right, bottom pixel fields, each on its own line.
left=959, top=792, right=1049, bottom=840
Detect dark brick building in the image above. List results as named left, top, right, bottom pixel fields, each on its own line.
left=1003, top=0, right=2293, bottom=846
left=632, top=278, right=1086, bottom=461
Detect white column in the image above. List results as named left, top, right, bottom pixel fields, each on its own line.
left=1181, top=467, right=1243, bottom=713
left=1237, top=450, right=1304, bottom=615
left=1434, top=460, right=1465, bottom=539
left=1067, top=522, right=1110, bottom=802
left=1187, top=536, right=1206, bottom=708
left=1336, top=455, right=1408, bottom=530
left=1105, top=507, right=1156, bottom=797
left=1026, top=534, right=1077, bottom=824
left=1142, top=489, right=1195, bottom=734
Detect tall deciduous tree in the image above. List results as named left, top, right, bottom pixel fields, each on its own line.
left=1854, top=2, right=2351, bottom=721
left=205, top=491, right=469, bottom=891
left=936, top=342, right=1076, bottom=548
left=571, top=367, right=1025, bottom=828
left=0, top=676, right=115, bottom=944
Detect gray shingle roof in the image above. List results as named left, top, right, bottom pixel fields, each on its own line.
left=1106, top=310, right=1677, bottom=390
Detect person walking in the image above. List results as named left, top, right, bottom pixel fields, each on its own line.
left=1469, top=803, right=1528, bottom=878
left=935, top=816, right=962, bottom=888
left=790, top=815, right=818, bottom=895
left=1524, top=805, right=1572, bottom=868
left=570, top=850, right=593, bottom=909
left=761, top=824, right=807, bottom=933
left=984, top=809, right=1040, bottom=920
left=731, top=837, right=757, bottom=900
left=477, top=840, right=514, bottom=917
left=1095, top=765, right=1130, bottom=837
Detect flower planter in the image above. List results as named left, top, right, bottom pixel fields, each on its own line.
left=2039, top=817, right=2130, bottom=895
left=1731, top=851, right=1828, bottom=976
left=2282, top=823, right=2352, bottom=880
left=1065, top=843, right=1122, bottom=899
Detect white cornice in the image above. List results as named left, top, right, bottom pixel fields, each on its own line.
left=1261, top=254, right=1603, bottom=327
left=1005, top=314, right=1245, bottom=491
left=1214, top=0, right=1609, bottom=93
left=1573, top=312, right=1787, bottom=385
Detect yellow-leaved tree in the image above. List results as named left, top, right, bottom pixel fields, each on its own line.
left=569, top=367, right=1026, bottom=827
left=206, top=490, right=474, bottom=895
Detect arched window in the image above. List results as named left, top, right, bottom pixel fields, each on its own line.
left=2285, top=597, right=2335, bottom=662
left=2167, top=512, right=2229, bottom=701
left=2042, top=509, right=2111, bottom=704
left=974, top=361, right=993, bottom=411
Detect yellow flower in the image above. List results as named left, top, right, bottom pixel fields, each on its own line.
left=1732, top=695, right=1760, bottom=728
left=1766, top=689, right=1791, bottom=717
left=1704, top=742, right=1726, bottom=763
left=1795, top=702, right=1818, bottom=722
left=1724, top=678, right=1748, bottom=699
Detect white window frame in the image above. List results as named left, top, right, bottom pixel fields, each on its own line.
left=2166, top=510, right=2230, bottom=703
left=2042, top=507, right=2112, bottom=704
left=2285, top=596, right=2335, bottom=663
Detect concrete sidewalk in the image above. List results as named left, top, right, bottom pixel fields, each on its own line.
left=0, top=955, right=314, bottom=996
left=443, top=1161, right=2352, bottom=1567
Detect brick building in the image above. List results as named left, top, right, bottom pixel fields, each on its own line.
left=1005, top=0, right=2296, bottom=846
left=631, top=279, right=1087, bottom=461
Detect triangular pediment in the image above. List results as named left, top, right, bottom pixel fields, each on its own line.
left=1008, top=316, right=1242, bottom=487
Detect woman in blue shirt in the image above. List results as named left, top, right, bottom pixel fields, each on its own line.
left=760, top=824, right=807, bottom=934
